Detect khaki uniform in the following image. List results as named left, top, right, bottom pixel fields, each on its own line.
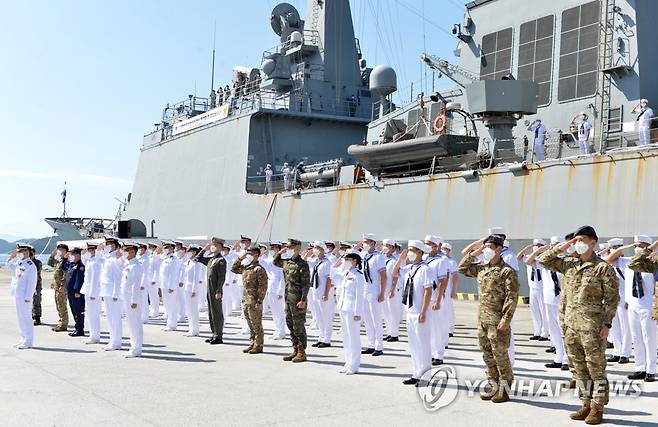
left=274, top=254, right=311, bottom=350
left=539, top=247, right=619, bottom=409
left=628, top=249, right=658, bottom=319
left=231, top=261, right=268, bottom=349
left=47, top=255, right=69, bottom=328
left=459, top=254, right=519, bottom=384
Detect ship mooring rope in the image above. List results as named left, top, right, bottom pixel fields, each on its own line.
left=255, top=193, right=279, bottom=244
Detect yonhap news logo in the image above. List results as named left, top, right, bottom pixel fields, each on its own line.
left=416, top=366, right=459, bottom=411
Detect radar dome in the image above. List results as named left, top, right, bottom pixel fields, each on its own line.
left=290, top=31, right=303, bottom=43
left=261, top=59, right=276, bottom=76
left=369, top=65, right=397, bottom=97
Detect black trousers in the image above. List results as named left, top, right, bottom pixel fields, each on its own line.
left=67, top=293, right=86, bottom=333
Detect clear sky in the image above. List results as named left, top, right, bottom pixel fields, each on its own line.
left=0, top=0, right=463, bottom=238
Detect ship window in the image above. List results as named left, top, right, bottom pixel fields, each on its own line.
left=480, top=28, right=513, bottom=81
left=558, top=1, right=600, bottom=101
left=518, top=15, right=555, bottom=106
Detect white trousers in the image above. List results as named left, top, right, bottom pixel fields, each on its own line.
left=430, top=305, right=449, bottom=359
left=185, top=292, right=200, bottom=335
left=610, top=304, right=632, bottom=357
left=265, top=292, right=287, bottom=337
left=308, top=291, right=319, bottom=328
left=147, top=283, right=160, bottom=317
left=638, top=126, right=650, bottom=146
left=340, top=310, right=362, bottom=372
left=407, top=312, right=431, bottom=379
left=124, top=301, right=143, bottom=356
left=383, top=291, right=403, bottom=337
left=628, top=306, right=657, bottom=374
left=176, top=285, right=186, bottom=321
left=544, top=303, right=568, bottom=364
left=363, top=297, right=384, bottom=351
left=85, top=295, right=101, bottom=341
left=317, top=295, right=335, bottom=344
left=446, top=296, right=455, bottom=333
left=163, top=290, right=179, bottom=330
left=222, top=286, right=233, bottom=318
left=104, top=297, right=123, bottom=349
left=15, top=296, right=33, bottom=346
left=579, top=139, right=590, bottom=155
left=529, top=288, right=548, bottom=337
left=534, top=141, right=545, bottom=161
left=140, top=289, right=149, bottom=322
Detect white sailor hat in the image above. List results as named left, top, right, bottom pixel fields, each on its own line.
left=313, top=240, right=327, bottom=251
left=580, top=111, right=587, bottom=116
left=269, top=240, right=282, bottom=247
left=240, top=234, right=252, bottom=241
left=339, top=240, right=352, bottom=248
left=188, top=244, right=202, bottom=251
left=173, top=240, right=184, bottom=246
left=408, top=240, right=429, bottom=253
left=550, top=236, right=564, bottom=245
left=257, top=243, right=267, bottom=249
left=345, top=248, right=360, bottom=255
left=443, top=242, right=452, bottom=251
left=324, top=240, right=336, bottom=247
left=488, top=227, right=506, bottom=236
left=382, top=239, right=396, bottom=246
left=640, top=98, right=648, bottom=104
left=362, top=233, right=377, bottom=242
left=607, top=238, right=624, bottom=247
left=634, top=235, right=652, bottom=245
left=533, top=238, right=546, bottom=245
left=503, top=240, right=510, bottom=248
left=598, top=243, right=610, bottom=251
left=424, top=235, right=443, bottom=246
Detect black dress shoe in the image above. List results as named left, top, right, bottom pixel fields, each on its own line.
left=432, top=359, right=443, bottom=366
left=361, top=348, right=375, bottom=354
left=607, top=355, right=620, bottom=363
left=561, top=364, right=570, bottom=371
left=628, top=371, right=647, bottom=380
left=403, top=378, right=419, bottom=385
left=68, top=331, right=84, bottom=337
left=545, top=362, right=562, bottom=369
left=545, top=347, right=556, bottom=353
left=529, top=335, right=541, bottom=341
left=387, top=337, right=399, bottom=342
left=205, top=338, right=212, bottom=343
left=33, top=318, right=41, bottom=326
left=606, top=341, right=614, bottom=349
left=538, top=337, right=549, bottom=342
left=618, top=356, right=630, bottom=364
left=311, top=342, right=321, bottom=347
left=645, top=374, right=655, bottom=382
left=383, top=335, right=391, bottom=341
left=372, top=350, right=384, bottom=356
left=415, top=380, right=429, bottom=388
left=209, top=338, right=223, bottom=345
left=317, top=342, right=331, bottom=348
left=449, top=333, right=454, bottom=338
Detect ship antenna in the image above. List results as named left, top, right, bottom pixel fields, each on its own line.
left=210, top=20, right=216, bottom=93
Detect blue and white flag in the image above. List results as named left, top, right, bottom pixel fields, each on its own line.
left=61, top=184, right=67, bottom=203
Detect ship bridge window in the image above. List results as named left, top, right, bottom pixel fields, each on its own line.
left=480, top=28, right=513, bottom=80
left=558, top=1, right=600, bottom=102
left=518, top=15, right=554, bottom=106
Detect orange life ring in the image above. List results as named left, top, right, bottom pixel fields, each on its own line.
left=433, top=113, right=447, bottom=134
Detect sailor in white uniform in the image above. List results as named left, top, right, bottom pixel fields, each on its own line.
left=174, top=241, right=188, bottom=323
left=394, top=240, right=433, bottom=386
left=572, top=112, right=593, bottom=155
left=423, top=235, right=450, bottom=365
left=308, top=241, right=334, bottom=348
left=10, top=244, right=37, bottom=349
left=159, top=241, right=181, bottom=331
left=264, top=164, right=273, bottom=194
left=528, top=118, right=547, bottom=161
left=146, top=243, right=162, bottom=318
left=519, top=239, right=550, bottom=341
left=261, top=241, right=287, bottom=339
left=337, top=251, right=365, bottom=375
left=441, top=243, right=459, bottom=336
left=381, top=239, right=402, bottom=342
left=80, top=242, right=102, bottom=344
left=137, top=243, right=150, bottom=323
left=182, top=245, right=205, bottom=337
left=359, top=233, right=387, bottom=356
left=120, top=242, right=144, bottom=357
left=603, top=238, right=632, bottom=364
left=98, top=236, right=124, bottom=351
left=632, top=99, right=654, bottom=146
left=282, top=162, right=291, bottom=191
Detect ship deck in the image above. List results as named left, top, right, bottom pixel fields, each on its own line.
left=1, top=270, right=655, bottom=426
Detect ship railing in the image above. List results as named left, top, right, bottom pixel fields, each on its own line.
left=261, top=29, right=323, bottom=61
left=162, top=96, right=211, bottom=121
left=246, top=172, right=296, bottom=195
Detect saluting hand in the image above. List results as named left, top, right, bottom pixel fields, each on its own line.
left=297, top=300, right=306, bottom=310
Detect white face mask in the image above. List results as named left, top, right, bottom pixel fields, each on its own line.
left=338, top=250, right=346, bottom=256
left=566, top=246, right=576, bottom=255
left=210, top=245, right=217, bottom=253
left=240, top=242, right=248, bottom=250
left=56, top=250, right=62, bottom=257
left=103, top=247, right=111, bottom=255
left=177, top=250, right=185, bottom=257
left=54, top=254, right=62, bottom=261
left=241, top=255, right=254, bottom=266
left=634, top=247, right=644, bottom=255
left=574, top=241, right=590, bottom=255
left=482, top=248, right=496, bottom=263
left=363, top=243, right=372, bottom=252
left=312, top=248, right=321, bottom=257
left=407, top=251, right=418, bottom=262
left=147, top=249, right=153, bottom=255
left=341, top=261, right=351, bottom=272
left=381, top=246, right=391, bottom=256
left=122, top=253, right=128, bottom=260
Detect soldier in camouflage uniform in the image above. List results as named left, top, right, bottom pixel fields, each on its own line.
left=231, top=245, right=268, bottom=354
left=627, top=239, right=658, bottom=321
left=47, top=243, right=71, bottom=332
left=459, top=235, right=519, bottom=404
left=30, top=248, right=43, bottom=325
left=539, top=226, right=619, bottom=425
left=274, top=239, right=311, bottom=363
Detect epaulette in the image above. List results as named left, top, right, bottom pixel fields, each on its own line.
left=26, top=260, right=33, bottom=265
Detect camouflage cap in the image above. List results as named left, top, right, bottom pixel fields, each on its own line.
left=248, top=245, right=261, bottom=254
left=70, top=247, right=82, bottom=255
left=211, top=237, right=226, bottom=245
left=288, top=238, right=302, bottom=247
left=484, top=235, right=505, bottom=247
left=56, top=243, right=70, bottom=251
left=574, top=225, right=598, bottom=241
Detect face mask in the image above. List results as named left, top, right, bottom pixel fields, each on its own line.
left=122, top=253, right=128, bottom=260
left=482, top=248, right=496, bottom=263
left=338, top=250, right=346, bottom=256
left=56, top=250, right=62, bottom=257
left=381, top=247, right=390, bottom=256
left=442, top=250, right=450, bottom=257
left=147, top=250, right=153, bottom=255
left=341, top=261, right=351, bottom=272
left=103, top=247, right=111, bottom=255
left=533, top=246, right=540, bottom=252
left=574, top=241, right=590, bottom=255
left=54, top=255, right=62, bottom=261
left=210, top=245, right=217, bottom=253
left=363, top=243, right=371, bottom=252
left=634, top=247, right=644, bottom=255
left=407, top=251, right=418, bottom=262
left=240, top=242, right=248, bottom=250
left=177, top=250, right=185, bottom=257
left=241, top=255, right=254, bottom=266
left=312, top=248, right=321, bottom=257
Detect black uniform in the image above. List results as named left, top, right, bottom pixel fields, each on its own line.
left=196, top=252, right=227, bottom=342
left=31, top=257, right=43, bottom=322
left=66, top=260, right=86, bottom=335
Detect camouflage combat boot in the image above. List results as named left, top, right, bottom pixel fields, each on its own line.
left=52, top=325, right=67, bottom=332
left=283, top=347, right=298, bottom=361
left=584, top=405, right=603, bottom=425
left=292, top=347, right=307, bottom=363
left=568, top=379, right=577, bottom=389
left=569, top=404, right=591, bottom=421
left=479, top=380, right=498, bottom=401
left=248, top=346, right=263, bottom=354
left=491, top=382, right=510, bottom=403
left=242, top=343, right=254, bottom=353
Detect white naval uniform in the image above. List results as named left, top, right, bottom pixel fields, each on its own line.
left=261, top=254, right=287, bottom=338
left=183, top=258, right=204, bottom=336
left=138, top=254, right=150, bottom=322
left=222, top=252, right=239, bottom=317
left=529, top=122, right=547, bottom=161
left=99, top=252, right=124, bottom=349
left=445, top=256, right=458, bottom=334
left=501, top=247, right=518, bottom=367
left=309, top=256, right=334, bottom=344
left=525, top=257, right=548, bottom=338
left=609, top=258, right=632, bottom=358
left=425, top=254, right=449, bottom=361
left=382, top=254, right=403, bottom=338
left=147, top=253, right=162, bottom=317
left=541, top=266, right=568, bottom=364
left=575, top=119, right=592, bottom=154
left=624, top=258, right=657, bottom=375
left=10, top=257, right=37, bottom=347
left=80, top=254, right=101, bottom=342
left=121, top=258, right=144, bottom=356
left=401, top=262, right=432, bottom=380
left=175, top=253, right=188, bottom=322
left=159, top=252, right=181, bottom=331
left=636, top=107, right=654, bottom=146
left=338, top=268, right=365, bottom=373
left=361, top=250, right=386, bottom=351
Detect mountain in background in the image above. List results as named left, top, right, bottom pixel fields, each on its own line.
left=0, top=237, right=57, bottom=255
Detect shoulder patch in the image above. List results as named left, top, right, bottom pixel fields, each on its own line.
left=26, top=260, right=33, bottom=265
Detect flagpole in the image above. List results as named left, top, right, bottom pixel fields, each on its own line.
left=62, top=181, right=67, bottom=218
